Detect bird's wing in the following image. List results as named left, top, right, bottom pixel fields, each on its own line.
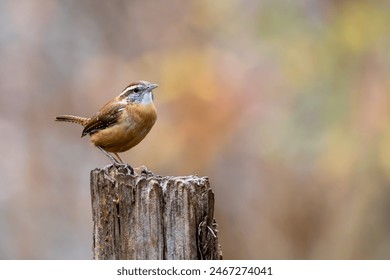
left=81, top=102, right=127, bottom=137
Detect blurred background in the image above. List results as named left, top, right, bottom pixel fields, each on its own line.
left=1, top=0, right=390, bottom=259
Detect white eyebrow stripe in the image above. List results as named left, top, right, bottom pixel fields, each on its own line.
left=124, top=85, right=138, bottom=92
left=120, top=85, right=139, bottom=96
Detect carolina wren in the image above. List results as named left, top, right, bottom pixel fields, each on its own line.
left=56, top=81, right=158, bottom=169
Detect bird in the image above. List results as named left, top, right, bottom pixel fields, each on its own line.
left=55, top=80, right=158, bottom=172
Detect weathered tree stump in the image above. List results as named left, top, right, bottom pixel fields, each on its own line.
left=90, top=165, right=222, bottom=260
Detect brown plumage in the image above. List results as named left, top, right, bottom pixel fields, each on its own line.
left=55, top=81, right=158, bottom=166
left=55, top=115, right=89, bottom=126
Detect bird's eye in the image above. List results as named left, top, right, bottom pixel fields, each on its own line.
left=133, top=87, right=140, bottom=93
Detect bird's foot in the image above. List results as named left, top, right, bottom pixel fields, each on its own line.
left=113, top=162, right=134, bottom=175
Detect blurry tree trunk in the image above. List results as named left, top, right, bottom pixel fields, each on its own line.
left=90, top=165, right=222, bottom=260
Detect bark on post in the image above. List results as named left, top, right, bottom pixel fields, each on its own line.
left=90, top=165, right=222, bottom=260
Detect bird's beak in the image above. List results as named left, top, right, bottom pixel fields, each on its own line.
left=147, top=83, right=158, bottom=91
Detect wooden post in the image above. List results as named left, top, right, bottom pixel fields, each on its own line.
left=90, top=165, right=222, bottom=260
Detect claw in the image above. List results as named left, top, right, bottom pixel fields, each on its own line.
left=112, top=162, right=134, bottom=175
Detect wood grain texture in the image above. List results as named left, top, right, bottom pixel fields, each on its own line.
left=90, top=165, right=222, bottom=260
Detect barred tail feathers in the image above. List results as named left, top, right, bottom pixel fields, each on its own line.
left=55, top=115, right=89, bottom=126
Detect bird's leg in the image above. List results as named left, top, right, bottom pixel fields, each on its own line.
left=114, top=153, right=124, bottom=163
left=97, top=147, right=134, bottom=174
left=114, top=152, right=134, bottom=174
left=98, top=146, right=120, bottom=164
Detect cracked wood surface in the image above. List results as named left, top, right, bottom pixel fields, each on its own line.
left=90, top=165, right=222, bottom=260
